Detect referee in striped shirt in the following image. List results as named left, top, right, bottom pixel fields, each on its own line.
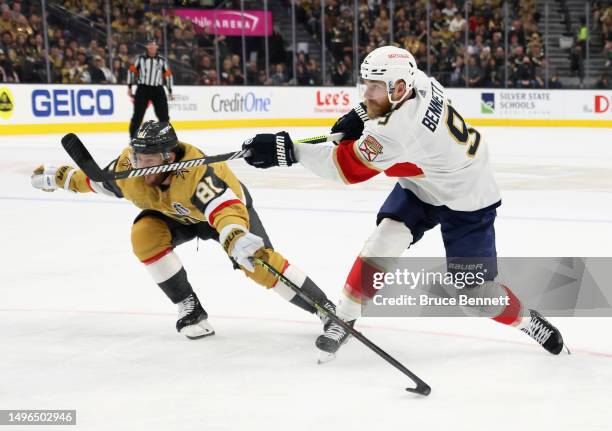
left=127, top=40, right=174, bottom=138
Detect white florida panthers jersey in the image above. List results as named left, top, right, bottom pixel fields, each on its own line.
left=295, top=69, right=501, bottom=211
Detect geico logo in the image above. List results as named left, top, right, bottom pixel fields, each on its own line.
left=594, top=95, right=610, bottom=113
left=211, top=92, right=271, bottom=112
left=316, top=90, right=350, bottom=106
left=32, top=89, right=114, bottom=117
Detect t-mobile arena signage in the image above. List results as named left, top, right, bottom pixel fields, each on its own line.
left=175, top=9, right=273, bottom=36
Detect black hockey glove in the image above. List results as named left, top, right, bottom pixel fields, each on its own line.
left=330, top=102, right=369, bottom=141
left=242, top=131, right=297, bottom=169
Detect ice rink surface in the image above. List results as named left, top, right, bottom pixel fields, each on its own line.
left=1, top=126, right=611, bottom=430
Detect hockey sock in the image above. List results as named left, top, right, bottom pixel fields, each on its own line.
left=142, top=249, right=194, bottom=304
left=491, top=284, right=524, bottom=326
left=272, top=264, right=329, bottom=314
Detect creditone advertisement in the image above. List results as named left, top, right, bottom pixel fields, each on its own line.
left=0, top=84, right=610, bottom=135
left=174, top=9, right=273, bottom=36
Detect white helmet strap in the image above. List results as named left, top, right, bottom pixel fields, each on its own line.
left=387, top=79, right=411, bottom=109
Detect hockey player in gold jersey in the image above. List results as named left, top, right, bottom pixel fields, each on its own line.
left=31, top=121, right=335, bottom=339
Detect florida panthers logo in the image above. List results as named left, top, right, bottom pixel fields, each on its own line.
left=172, top=202, right=190, bottom=216
left=359, top=135, right=383, bottom=162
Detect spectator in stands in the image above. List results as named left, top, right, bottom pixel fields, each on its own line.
left=449, top=11, right=466, bottom=33
left=112, top=58, right=127, bottom=84
left=450, top=55, right=465, bottom=87
left=515, top=56, right=535, bottom=88
left=331, top=60, right=350, bottom=85
left=296, top=62, right=313, bottom=85
left=268, top=63, right=287, bottom=85
left=569, top=44, right=585, bottom=84
left=200, top=69, right=218, bottom=85
left=90, top=54, right=111, bottom=84
left=220, top=57, right=232, bottom=84
left=72, top=49, right=91, bottom=83
left=230, top=54, right=244, bottom=85
left=0, top=9, right=12, bottom=34
left=442, top=1, right=459, bottom=19
left=467, top=55, right=482, bottom=87
left=199, top=55, right=214, bottom=80
left=595, top=73, right=610, bottom=89
left=0, top=48, right=18, bottom=82
left=256, top=69, right=267, bottom=86
left=246, top=59, right=259, bottom=84
left=482, top=57, right=501, bottom=87
left=577, top=17, right=588, bottom=55
left=307, top=58, right=321, bottom=85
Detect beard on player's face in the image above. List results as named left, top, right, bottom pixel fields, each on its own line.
left=365, top=97, right=392, bottom=119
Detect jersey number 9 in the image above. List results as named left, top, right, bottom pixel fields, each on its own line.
left=445, top=104, right=481, bottom=157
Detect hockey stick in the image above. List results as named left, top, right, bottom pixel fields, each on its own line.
left=253, top=257, right=432, bottom=396
left=60, top=132, right=344, bottom=183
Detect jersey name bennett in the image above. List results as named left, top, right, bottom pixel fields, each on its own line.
left=421, top=81, right=444, bottom=133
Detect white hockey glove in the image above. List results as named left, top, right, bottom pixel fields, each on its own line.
left=31, top=164, right=76, bottom=192
left=220, top=224, right=265, bottom=272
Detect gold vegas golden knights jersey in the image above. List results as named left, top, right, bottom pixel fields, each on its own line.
left=65, top=142, right=251, bottom=235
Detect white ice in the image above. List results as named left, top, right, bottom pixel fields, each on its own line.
left=1, top=126, right=611, bottom=431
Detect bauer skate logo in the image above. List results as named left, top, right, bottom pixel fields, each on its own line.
left=359, top=135, right=383, bottom=162
left=172, top=202, right=190, bottom=216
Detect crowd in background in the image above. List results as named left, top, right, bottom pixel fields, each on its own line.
left=0, top=0, right=610, bottom=89
left=298, top=0, right=562, bottom=88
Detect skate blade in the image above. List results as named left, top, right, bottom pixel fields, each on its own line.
left=180, top=320, right=216, bottom=340
left=317, top=351, right=336, bottom=364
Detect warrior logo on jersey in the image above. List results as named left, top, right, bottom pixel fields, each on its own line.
left=359, top=135, right=383, bottom=162
left=172, top=202, right=190, bottom=216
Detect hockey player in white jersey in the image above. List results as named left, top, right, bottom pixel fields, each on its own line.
left=242, top=46, right=565, bottom=358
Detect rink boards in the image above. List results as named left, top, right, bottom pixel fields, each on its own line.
left=0, top=84, right=611, bottom=135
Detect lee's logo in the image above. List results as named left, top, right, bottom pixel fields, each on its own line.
left=359, top=135, right=383, bottom=162
left=316, top=90, right=350, bottom=107
left=594, top=95, right=611, bottom=113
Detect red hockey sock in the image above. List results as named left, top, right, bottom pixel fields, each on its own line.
left=344, top=256, right=382, bottom=302
left=491, top=284, right=523, bottom=326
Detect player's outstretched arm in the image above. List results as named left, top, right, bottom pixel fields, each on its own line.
left=31, top=162, right=123, bottom=197
left=31, top=164, right=91, bottom=193
left=242, top=129, right=381, bottom=185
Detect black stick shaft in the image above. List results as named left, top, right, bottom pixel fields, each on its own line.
left=61, top=132, right=343, bottom=183
left=254, top=258, right=431, bottom=396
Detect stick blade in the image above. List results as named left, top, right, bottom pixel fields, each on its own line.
left=61, top=133, right=106, bottom=182
left=406, top=383, right=431, bottom=396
